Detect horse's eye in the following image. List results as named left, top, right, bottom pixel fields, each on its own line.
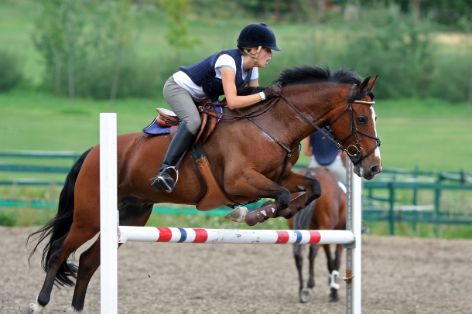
left=357, top=116, right=368, bottom=124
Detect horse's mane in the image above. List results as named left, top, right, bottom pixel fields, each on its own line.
left=236, top=66, right=361, bottom=96
left=233, top=66, right=363, bottom=115
left=274, top=66, right=361, bottom=86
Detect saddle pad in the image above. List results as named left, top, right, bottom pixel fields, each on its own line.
left=143, top=119, right=171, bottom=135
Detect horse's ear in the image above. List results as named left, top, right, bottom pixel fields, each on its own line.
left=360, top=75, right=378, bottom=93
left=367, top=75, right=378, bottom=91
left=359, top=76, right=371, bottom=92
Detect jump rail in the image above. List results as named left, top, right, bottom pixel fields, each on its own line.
left=118, top=226, right=355, bottom=244
left=99, top=113, right=362, bottom=314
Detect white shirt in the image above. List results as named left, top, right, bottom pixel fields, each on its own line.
left=173, top=54, right=259, bottom=100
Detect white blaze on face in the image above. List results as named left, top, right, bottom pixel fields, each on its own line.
left=370, top=107, right=381, bottom=159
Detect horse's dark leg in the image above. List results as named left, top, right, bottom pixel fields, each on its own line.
left=26, top=225, right=98, bottom=314
left=25, top=234, right=67, bottom=313
left=293, top=244, right=310, bottom=303
left=70, top=237, right=101, bottom=312
left=226, top=170, right=292, bottom=225
left=307, top=243, right=318, bottom=290
left=324, top=244, right=341, bottom=302
left=277, top=172, right=322, bottom=219
left=328, top=244, right=343, bottom=302
left=70, top=198, right=153, bottom=312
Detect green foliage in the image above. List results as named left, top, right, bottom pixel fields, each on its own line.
left=0, top=210, right=16, bottom=226
left=334, top=5, right=435, bottom=99
left=33, top=0, right=153, bottom=99
left=0, top=50, right=22, bottom=92
left=160, top=0, right=198, bottom=50
left=3, top=0, right=472, bottom=103
left=428, top=53, right=472, bottom=102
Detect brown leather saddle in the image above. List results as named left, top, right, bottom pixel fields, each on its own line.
left=154, top=98, right=222, bottom=144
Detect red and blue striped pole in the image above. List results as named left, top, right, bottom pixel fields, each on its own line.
left=118, top=226, right=355, bottom=245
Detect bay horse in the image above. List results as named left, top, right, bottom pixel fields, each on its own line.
left=288, top=167, right=346, bottom=303
left=26, top=66, right=381, bottom=313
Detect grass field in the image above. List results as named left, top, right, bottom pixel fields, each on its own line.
left=1, top=88, right=471, bottom=172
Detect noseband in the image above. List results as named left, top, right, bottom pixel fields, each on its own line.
left=282, top=84, right=381, bottom=165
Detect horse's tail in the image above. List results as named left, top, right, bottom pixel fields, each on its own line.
left=27, top=148, right=92, bottom=287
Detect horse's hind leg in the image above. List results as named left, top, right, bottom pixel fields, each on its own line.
left=27, top=225, right=99, bottom=314
left=293, top=244, right=310, bottom=303
left=69, top=237, right=100, bottom=312
left=324, top=244, right=342, bottom=302
left=70, top=199, right=153, bottom=312
left=307, top=243, right=318, bottom=290
left=330, top=244, right=344, bottom=302
left=26, top=234, right=67, bottom=313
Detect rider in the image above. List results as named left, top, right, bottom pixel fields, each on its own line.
left=152, top=23, right=282, bottom=192
left=303, top=127, right=349, bottom=185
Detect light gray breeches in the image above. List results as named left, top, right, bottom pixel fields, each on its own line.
left=163, top=77, right=201, bottom=135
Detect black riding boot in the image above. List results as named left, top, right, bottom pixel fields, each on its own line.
left=151, top=123, right=195, bottom=192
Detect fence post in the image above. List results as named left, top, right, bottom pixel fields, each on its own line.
left=100, top=113, right=118, bottom=314
left=346, top=162, right=362, bottom=314
left=388, top=182, right=395, bottom=235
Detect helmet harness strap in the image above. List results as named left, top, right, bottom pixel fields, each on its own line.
left=244, top=46, right=262, bottom=66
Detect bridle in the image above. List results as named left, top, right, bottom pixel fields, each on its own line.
left=281, top=84, right=381, bottom=165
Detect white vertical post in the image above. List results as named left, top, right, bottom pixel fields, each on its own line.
left=346, top=163, right=362, bottom=314
left=352, top=171, right=362, bottom=314
left=100, top=113, right=118, bottom=314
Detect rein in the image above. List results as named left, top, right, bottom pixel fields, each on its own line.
left=280, top=85, right=381, bottom=165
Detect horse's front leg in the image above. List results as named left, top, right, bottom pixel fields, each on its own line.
left=276, top=171, right=322, bottom=219
left=224, top=169, right=291, bottom=225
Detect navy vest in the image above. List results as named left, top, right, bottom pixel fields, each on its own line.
left=179, top=49, right=253, bottom=100
left=309, top=128, right=340, bottom=166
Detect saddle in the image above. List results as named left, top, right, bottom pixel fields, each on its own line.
left=143, top=100, right=234, bottom=210
left=143, top=99, right=223, bottom=144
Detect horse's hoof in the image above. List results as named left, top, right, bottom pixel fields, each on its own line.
left=329, top=288, right=339, bottom=302
left=299, top=288, right=313, bottom=303
left=225, top=206, right=248, bottom=223
left=67, top=306, right=83, bottom=313
left=23, top=303, right=44, bottom=314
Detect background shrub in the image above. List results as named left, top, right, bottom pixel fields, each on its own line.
left=0, top=210, right=17, bottom=226
left=0, top=50, right=22, bottom=92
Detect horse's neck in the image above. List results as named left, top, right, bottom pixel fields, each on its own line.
left=218, top=83, right=349, bottom=149
left=273, top=83, right=351, bottom=147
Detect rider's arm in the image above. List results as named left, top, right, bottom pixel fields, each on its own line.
left=220, top=67, right=265, bottom=110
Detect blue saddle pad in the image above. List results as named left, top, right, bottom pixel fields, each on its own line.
left=143, top=119, right=171, bottom=135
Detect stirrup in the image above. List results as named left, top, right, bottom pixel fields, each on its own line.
left=153, top=166, right=179, bottom=193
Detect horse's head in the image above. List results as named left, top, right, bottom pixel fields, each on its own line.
left=258, top=66, right=382, bottom=180
left=328, top=76, right=382, bottom=180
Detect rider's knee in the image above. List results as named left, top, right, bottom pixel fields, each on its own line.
left=185, top=116, right=201, bottom=135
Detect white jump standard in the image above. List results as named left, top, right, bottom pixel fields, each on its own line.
left=99, top=113, right=363, bottom=314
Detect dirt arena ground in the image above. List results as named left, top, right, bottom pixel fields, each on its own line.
left=2, top=226, right=472, bottom=314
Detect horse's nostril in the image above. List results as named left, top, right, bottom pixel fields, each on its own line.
left=371, top=165, right=381, bottom=174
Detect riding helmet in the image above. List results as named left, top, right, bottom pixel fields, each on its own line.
left=237, top=23, right=280, bottom=51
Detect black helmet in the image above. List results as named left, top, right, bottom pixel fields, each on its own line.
left=237, top=23, right=280, bottom=51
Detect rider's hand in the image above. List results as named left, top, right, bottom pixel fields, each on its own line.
left=263, top=83, right=282, bottom=99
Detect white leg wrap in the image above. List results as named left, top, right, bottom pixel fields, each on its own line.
left=26, top=303, right=44, bottom=314
left=330, top=270, right=341, bottom=290
left=67, top=306, right=83, bottom=313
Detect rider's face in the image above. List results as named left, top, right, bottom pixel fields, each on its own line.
left=257, top=47, right=272, bottom=68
